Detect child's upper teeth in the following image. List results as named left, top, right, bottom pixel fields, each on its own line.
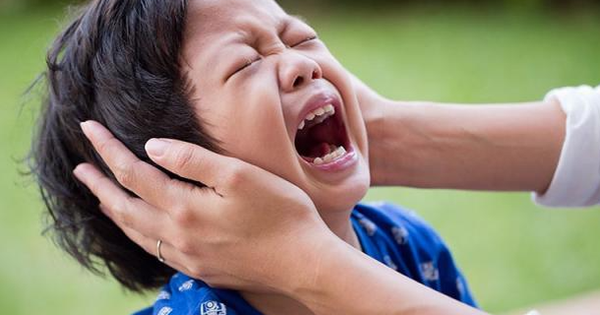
left=298, top=120, right=305, bottom=130
left=298, top=104, right=336, bottom=130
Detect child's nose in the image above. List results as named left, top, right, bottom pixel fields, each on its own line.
left=278, top=52, right=322, bottom=93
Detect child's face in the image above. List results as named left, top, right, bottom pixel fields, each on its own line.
left=182, top=0, right=370, bottom=213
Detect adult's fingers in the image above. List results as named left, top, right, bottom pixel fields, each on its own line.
left=80, top=120, right=199, bottom=210
left=145, top=138, right=248, bottom=194
left=104, top=206, right=194, bottom=276
left=73, top=163, right=169, bottom=239
left=76, top=162, right=211, bottom=276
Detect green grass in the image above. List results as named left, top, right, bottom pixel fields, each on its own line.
left=1, top=5, right=599, bottom=315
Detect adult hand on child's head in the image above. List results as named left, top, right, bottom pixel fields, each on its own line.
left=73, top=121, right=334, bottom=294
left=350, top=72, right=386, bottom=119
left=349, top=72, right=396, bottom=186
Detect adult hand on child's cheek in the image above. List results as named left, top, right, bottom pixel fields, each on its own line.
left=350, top=72, right=395, bottom=186
left=350, top=72, right=385, bottom=119
left=73, top=120, right=335, bottom=294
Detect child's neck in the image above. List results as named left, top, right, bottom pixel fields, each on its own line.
left=240, top=209, right=360, bottom=315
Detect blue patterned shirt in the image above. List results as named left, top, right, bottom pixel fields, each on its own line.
left=133, top=202, right=476, bottom=315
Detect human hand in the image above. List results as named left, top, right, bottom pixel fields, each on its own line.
left=73, top=120, right=335, bottom=294
left=349, top=72, right=387, bottom=125
left=349, top=72, right=398, bottom=186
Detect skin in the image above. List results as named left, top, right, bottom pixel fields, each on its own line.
left=182, top=0, right=370, bottom=242
left=181, top=1, right=372, bottom=313
left=75, top=122, right=487, bottom=315
left=355, top=80, right=566, bottom=191
left=71, top=0, right=567, bottom=313
left=76, top=0, right=370, bottom=313
left=74, top=95, right=564, bottom=315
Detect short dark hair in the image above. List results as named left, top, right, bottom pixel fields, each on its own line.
left=29, top=0, right=219, bottom=292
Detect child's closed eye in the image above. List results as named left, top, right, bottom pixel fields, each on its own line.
left=289, top=35, right=318, bottom=48
left=231, top=57, right=262, bottom=77
left=226, top=27, right=320, bottom=80
left=227, top=36, right=319, bottom=79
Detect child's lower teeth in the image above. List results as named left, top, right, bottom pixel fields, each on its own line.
left=313, top=146, right=346, bottom=165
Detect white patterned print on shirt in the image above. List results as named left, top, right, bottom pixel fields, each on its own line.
left=391, top=226, right=409, bottom=245
left=456, top=277, right=465, bottom=296
left=358, top=218, right=377, bottom=236
left=178, top=279, right=195, bottom=292
left=369, top=201, right=387, bottom=208
left=419, top=261, right=439, bottom=281
left=383, top=255, right=398, bottom=271
left=156, top=290, right=171, bottom=301
left=200, top=301, right=227, bottom=315
left=407, top=210, right=419, bottom=218
left=157, top=306, right=173, bottom=315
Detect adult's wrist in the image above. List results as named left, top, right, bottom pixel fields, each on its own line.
left=282, top=228, right=487, bottom=315
left=271, top=221, right=344, bottom=299
left=365, top=98, right=394, bottom=186
left=366, top=100, right=430, bottom=186
left=285, top=235, right=363, bottom=314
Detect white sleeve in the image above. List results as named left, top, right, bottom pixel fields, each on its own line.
left=533, top=85, right=600, bottom=208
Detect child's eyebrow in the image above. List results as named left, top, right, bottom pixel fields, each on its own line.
left=202, top=14, right=313, bottom=69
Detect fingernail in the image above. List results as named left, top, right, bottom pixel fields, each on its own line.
left=73, top=164, right=89, bottom=181
left=80, top=121, right=90, bottom=134
left=146, top=139, right=170, bottom=157
left=80, top=121, right=96, bottom=140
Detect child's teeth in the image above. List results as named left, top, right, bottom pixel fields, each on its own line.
left=313, top=145, right=347, bottom=165
left=314, top=115, right=328, bottom=124
left=299, top=105, right=337, bottom=132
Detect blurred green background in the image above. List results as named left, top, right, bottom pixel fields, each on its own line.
left=1, top=1, right=599, bottom=314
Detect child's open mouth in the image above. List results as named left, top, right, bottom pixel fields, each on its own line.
left=294, top=98, right=352, bottom=166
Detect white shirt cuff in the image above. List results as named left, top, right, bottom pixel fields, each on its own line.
left=533, top=85, right=600, bottom=208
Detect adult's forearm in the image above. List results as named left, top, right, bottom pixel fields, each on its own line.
left=286, top=235, right=486, bottom=315
left=367, top=99, right=565, bottom=192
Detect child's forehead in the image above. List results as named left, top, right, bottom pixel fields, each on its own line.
left=184, top=0, right=310, bottom=61
left=187, top=0, right=290, bottom=35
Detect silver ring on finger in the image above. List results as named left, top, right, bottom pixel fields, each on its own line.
left=156, top=240, right=166, bottom=263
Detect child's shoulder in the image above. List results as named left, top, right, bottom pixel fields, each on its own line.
left=352, top=202, right=450, bottom=257
left=134, top=274, right=261, bottom=315
left=354, top=201, right=421, bottom=221
left=353, top=201, right=441, bottom=240
left=352, top=202, right=477, bottom=307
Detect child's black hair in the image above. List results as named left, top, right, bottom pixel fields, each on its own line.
left=29, top=0, right=220, bottom=292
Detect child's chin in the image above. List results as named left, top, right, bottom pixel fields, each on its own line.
left=312, top=174, right=370, bottom=214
